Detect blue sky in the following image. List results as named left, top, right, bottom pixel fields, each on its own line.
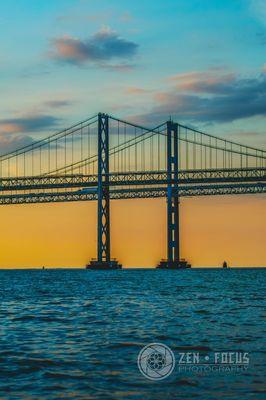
left=0, top=0, right=265, bottom=153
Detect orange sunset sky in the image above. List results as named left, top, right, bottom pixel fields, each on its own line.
left=0, top=194, right=265, bottom=268
left=0, top=1, right=265, bottom=268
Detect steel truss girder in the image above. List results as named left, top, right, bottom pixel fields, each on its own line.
left=0, top=167, right=265, bottom=192
left=0, top=183, right=264, bottom=205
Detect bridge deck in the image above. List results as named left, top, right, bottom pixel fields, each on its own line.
left=0, top=183, right=264, bottom=205
left=0, top=168, right=265, bottom=192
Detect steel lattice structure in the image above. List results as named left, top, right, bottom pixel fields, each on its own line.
left=0, top=113, right=265, bottom=268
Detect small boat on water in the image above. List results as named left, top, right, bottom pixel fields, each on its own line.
left=222, top=261, right=229, bottom=268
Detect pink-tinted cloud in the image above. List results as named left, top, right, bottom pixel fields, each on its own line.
left=168, top=70, right=236, bottom=94
left=136, top=71, right=266, bottom=124
left=125, top=87, right=151, bottom=95
left=48, top=27, right=138, bottom=68
left=0, top=113, right=63, bottom=155
left=0, top=114, right=60, bottom=135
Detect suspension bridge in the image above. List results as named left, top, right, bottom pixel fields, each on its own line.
left=0, top=113, right=265, bottom=269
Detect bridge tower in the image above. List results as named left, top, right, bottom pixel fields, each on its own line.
left=87, top=113, right=122, bottom=270
left=157, top=121, right=191, bottom=269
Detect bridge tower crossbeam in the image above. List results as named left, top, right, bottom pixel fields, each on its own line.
left=86, top=113, right=122, bottom=270
left=157, top=121, right=191, bottom=269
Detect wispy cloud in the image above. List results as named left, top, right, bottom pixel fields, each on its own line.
left=0, top=134, right=36, bottom=155
left=44, top=100, right=72, bottom=109
left=0, top=113, right=62, bottom=155
left=136, top=70, right=266, bottom=124
left=125, top=86, right=151, bottom=95
left=169, top=70, right=236, bottom=94
left=48, top=27, right=139, bottom=69
left=0, top=114, right=60, bottom=135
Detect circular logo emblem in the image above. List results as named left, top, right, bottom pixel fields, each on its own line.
left=138, top=343, right=175, bottom=380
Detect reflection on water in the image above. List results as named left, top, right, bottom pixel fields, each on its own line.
left=0, top=268, right=265, bottom=399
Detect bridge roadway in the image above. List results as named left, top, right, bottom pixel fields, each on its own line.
left=0, top=167, right=265, bottom=192
left=0, top=184, right=264, bottom=205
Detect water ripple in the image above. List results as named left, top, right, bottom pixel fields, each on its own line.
left=0, top=268, right=265, bottom=400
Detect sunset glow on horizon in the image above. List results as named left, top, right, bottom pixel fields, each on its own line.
left=0, top=0, right=265, bottom=268
left=0, top=195, right=265, bottom=268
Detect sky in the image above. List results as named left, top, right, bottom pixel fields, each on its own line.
left=0, top=0, right=265, bottom=267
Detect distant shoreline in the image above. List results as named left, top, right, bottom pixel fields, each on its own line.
left=0, top=267, right=265, bottom=270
